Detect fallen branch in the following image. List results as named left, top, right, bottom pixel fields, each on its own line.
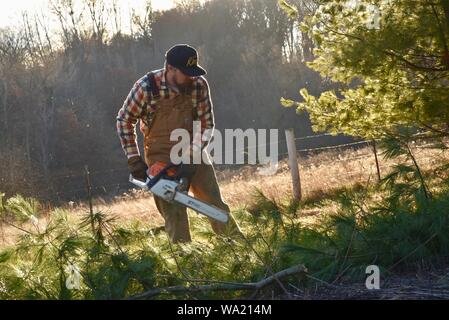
left=127, top=264, right=307, bottom=300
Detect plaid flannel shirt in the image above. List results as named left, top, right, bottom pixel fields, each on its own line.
left=116, top=69, right=215, bottom=159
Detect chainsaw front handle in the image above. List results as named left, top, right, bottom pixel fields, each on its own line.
left=129, top=162, right=182, bottom=190
left=129, top=175, right=151, bottom=190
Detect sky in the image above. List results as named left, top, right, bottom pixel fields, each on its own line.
left=0, top=0, right=177, bottom=30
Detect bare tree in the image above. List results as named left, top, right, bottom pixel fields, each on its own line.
left=111, top=0, right=122, bottom=36
left=131, top=0, right=155, bottom=43
left=49, top=0, right=82, bottom=46
left=84, top=0, right=108, bottom=44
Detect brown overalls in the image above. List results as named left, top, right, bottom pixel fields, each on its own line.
left=142, top=88, right=240, bottom=243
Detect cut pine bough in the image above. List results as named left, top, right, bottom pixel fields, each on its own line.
left=127, top=264, right=307, bottom=300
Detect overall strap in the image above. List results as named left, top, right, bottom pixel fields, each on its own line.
left=141, top=72, right=161, bottom=129
left=148, top=72, right=160, bottom=99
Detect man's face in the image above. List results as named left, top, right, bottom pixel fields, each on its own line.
left=169, top=66, right=196, bottom=91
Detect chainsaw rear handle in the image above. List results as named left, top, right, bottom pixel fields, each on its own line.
left=148, top=163, right=182, bottom=188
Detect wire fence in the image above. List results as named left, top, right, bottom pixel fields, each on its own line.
left=13, top=131, right=447, bottom=204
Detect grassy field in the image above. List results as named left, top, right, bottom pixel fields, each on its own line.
left=1, top=143, right=449, bottom=299
left=1, top=143, right=447, bottom=248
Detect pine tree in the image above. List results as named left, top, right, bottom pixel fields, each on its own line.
left=281, top=0, right=449, bottom=139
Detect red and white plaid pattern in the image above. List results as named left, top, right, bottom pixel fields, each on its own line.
left=116, top=69, right=215, bottom=158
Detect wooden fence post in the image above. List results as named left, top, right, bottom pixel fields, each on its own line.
left=84, top=166, right=95, bottom=235
left=285, top=129, right=302, bottom=201
left=372, top=140, right=381, bottom=182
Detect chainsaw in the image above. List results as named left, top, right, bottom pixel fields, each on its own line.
left=129, top=163, right=229, bottom=224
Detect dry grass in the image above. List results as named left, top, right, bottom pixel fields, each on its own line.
left=69, top=189, right=163, bottom=225
left=1, top=143, right=448, bottom=248
left=218, top=143, right=448, bottom=205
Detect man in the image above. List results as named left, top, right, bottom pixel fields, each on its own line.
left=116, top=44, right=240, bottom=243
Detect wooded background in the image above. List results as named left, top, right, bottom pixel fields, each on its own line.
left=0, top=0, right=349, bottom=200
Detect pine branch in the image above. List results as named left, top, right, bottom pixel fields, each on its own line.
left=320, top=20, right=449, bottom=72
left=127, top=264, right=307, bottom=300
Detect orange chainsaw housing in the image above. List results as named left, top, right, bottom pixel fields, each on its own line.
left=148, top=161, right=178, bottom=177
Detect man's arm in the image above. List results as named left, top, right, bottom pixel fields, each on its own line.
left=116, top=77, right=150, bottom=158
left=193, top=76, right=215, bottom=153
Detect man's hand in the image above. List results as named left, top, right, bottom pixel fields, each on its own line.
left=128, top=156, right=148, bottom=181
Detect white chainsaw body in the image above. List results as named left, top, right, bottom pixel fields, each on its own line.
left=129, top=175, right=229, bottom=224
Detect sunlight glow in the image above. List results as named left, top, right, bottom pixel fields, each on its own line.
left=0, top=0, right=176, bottom=30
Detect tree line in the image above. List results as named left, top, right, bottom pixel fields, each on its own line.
left=0, top=0, right=341, bottom=201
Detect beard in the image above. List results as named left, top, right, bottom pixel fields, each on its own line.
left=174, top=78, right=194, bottom=94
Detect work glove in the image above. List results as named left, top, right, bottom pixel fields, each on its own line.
left=128, top=156, right=148, bottom=181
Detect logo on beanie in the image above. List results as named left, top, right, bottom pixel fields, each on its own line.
left=186, top=56, right=198, bottom=67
